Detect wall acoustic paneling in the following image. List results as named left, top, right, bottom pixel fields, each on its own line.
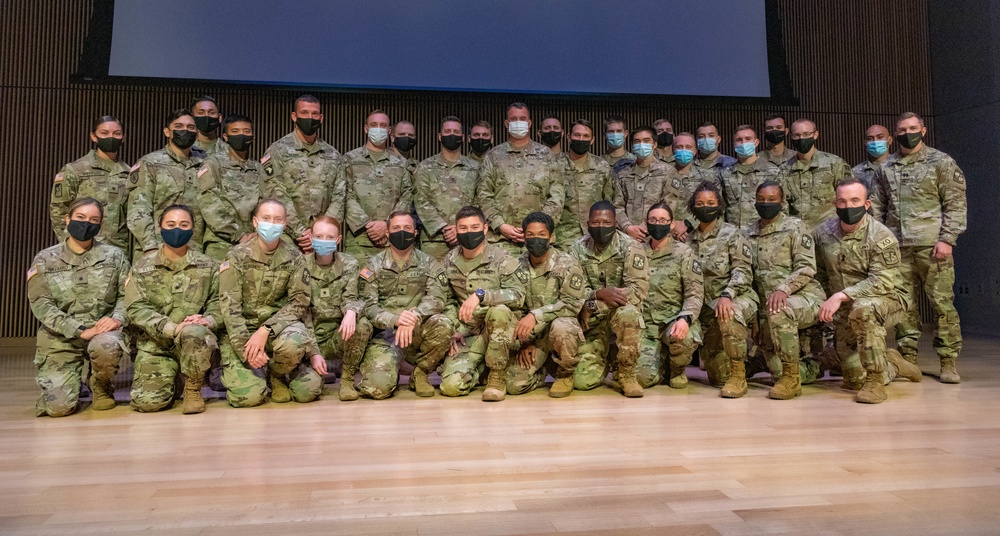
left=1, top=0, right=932, bottom=338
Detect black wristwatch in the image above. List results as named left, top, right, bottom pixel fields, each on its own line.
left=475, top=288, right=486, bottom=302
left=679, top=315, right=693, bottom=325
left=720, top=290, right=733, bottom=300
left=264, top=325, right=274, bottom=335
left=585, top=299, right=597, bottom=312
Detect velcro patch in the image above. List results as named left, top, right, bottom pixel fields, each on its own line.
left=883, top=248, right=900, bottom=266
left=197, top=166, right=208, bottom=178
left=878, top=237, right=894, bottom=250
left=260, top=153, right=271, bottom=165
left=515, top=267, right=529, bottom=284
left=436, top=272, right=448, bottom=287
left=54, top=184, right=63, bottom=198
left=130, top=162, right=141, bottom=173
left=801, top=234, right=813, bottom=249
left=360, top=267, right=374, bottom=281
left=632, top=254, right=645, bottom=270
left=692, top=260, right=703, bottom=275
left=26, top=265, right=38, bottom=281
left=219, top=261, right=230, bottom=273
left=742, top=244, right=752, bottom=259
left=263, top=164, right=274, bottom=177
left=53, top=172, right=64, bottom=183
left=953, top=171, right=964, bottom=183
left=569, top=273, right=583, bottom=290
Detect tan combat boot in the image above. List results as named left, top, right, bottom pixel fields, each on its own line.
left=89, top=377, right=116, bottom=411
left=269, top=371, right=292, bottom=403
left=939, top=358, right=961, bottom=384
left=720, top=359, right=748, bottom=398
left=886, top=349, right=922, bottom=382
left=768, top=361, right=802, bottom=400
left=619, top=364, right=644, bottom=398
left=339, top=366, right=358, bottom=401
left=481, top=368, right=506, bottom=401
left=181, top=375, right=206, bottom=414
left=855, top=374, right=887, bottom=404
left=668, top=364, right=688, bottom=389
left=411, top=368, right=435, bottom=398
left=549, top=375, right=574, bottom=398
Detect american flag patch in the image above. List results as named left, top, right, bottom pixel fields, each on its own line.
left=26, top=265, right=38, bottom=281
left=197, top=166, right=208, bottom=177
left=360, top=267, right=373, bottom=281
left=260, top=153, right=271, bottom=164
left=130, top=162, right=141, bottom=172
left=220, top=261, right=230, bottom=273
left=53, top=173, right=64, bottom=183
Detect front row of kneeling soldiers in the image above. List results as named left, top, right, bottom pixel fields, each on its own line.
left=28, top=177, right=923, bottom=417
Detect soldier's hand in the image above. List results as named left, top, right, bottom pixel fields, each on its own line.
left=671, top=221, right=688, bottom=242
left=715, top=297, right=735, bottom=323
left=449, top=333, right=466, bottom=356
left=397, top=309, right=420, bottom=328
left=579, top=307, right=592, bottom=331
left=596, top=287, right=628, bottom=307
left=310, top=354, right=328, bottom=375
left=514, top=313, right=537, bottom=342
left=245, top=326, right=271, bottom=368
left=669, top=318, right=689, bottom=340
left=499, top=224, right=524, bottom=243
left=366, top=220, right=389, bottom=243
left=818, top=292, right=848, bottom=323
left=517, top=345, right=535, bottom=369
left=79, top=327, right=97, bottom=341
left=625, top=225, right=648, bottom=241
left=239, top=233, right=255, bottom=244
left=93, top=317, right=122, bottom=334
left=932, top=241, right=953, bottom=260
left=295, top=229, right=312, bottom=246
left=340, top=310, right=357, bottom=340
left=767, top=290, right=789, bottom=315
left=443, top=225, right=459, bottom=246
left=247, top=349, right=270, bottom=369
left=395, top=324, right=415, bottom=349
left=459, top=294, right=480, bottom=324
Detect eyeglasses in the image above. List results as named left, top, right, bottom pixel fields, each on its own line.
left=790, top=131, right=816, bottom=140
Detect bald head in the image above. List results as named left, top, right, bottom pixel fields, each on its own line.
left=865, top=124, right=889, bottom=140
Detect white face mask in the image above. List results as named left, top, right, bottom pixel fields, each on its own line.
left=368, top=127, right=388, bottom=145
left=507, top=121, right=529, bottom=139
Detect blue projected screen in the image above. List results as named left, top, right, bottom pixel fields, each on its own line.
left=108, top=0, right=770, bottom=97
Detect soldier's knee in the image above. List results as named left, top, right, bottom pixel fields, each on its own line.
left=45, top=400, right=77, bottom=418
left=131, top=393, right=172, bottom=413
left=439, top=373, right=469, bottom=397
left=485, top=305, right=515, bottom=325
left=354, top=317, right=375, bottom=341
left=848, top=300, right=876, bottom=323
left=177, top=324, right=212, bottom=343
left=612, top=305, right=643, bottom=328
left=718, top=318, right=747, bottom=338
left=228, top=387, right=265, bottom=408
left=635, top=365, right=660, bottom=388
left=422, top=314, right=452, bottom=340
left=574, top=373, right=602, bottom=391
left=87, top=332, right=124, bottom=376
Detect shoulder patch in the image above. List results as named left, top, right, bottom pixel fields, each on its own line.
left=53, top=172, right=64, bottom=183
left=631, top=254, right=645, bottom=271
left=801, top=234, right=813, bottom=249
left=883, top=248, right=900, bottom=266
left=742, top=243, right=752, bottom=259
left=130, top=162, right=141, bottom=173
left=219, top=260, right=230, bottom=273
left=197, top=166, right=208, bottom=178
left=515, top=266, right=530, bottom=284
left=436, top=272, right=448, bottom=287
left=360, top=267, right=374, bottom=281
left=263, top=164, right=274, bottom=177
left=302, top=267, right=310, bottom=284
left=692, top=260, right=703, bottom=275
left=878, top=237, right=894, bottom=250
left=569, top=273, right=583, bottom=290
left=260, top=153, right=271, bottom=165
left=953, top=170, right=964, bottom=183
left=26, top=265, right=38, bottom=281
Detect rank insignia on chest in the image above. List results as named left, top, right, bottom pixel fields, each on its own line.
left=320, top=288, right=331, bottom=298
left=632, top=254, right=645, bottom=270
left=569, top=273, right=583, bottom=290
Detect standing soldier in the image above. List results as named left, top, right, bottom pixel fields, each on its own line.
left=671, top=132, right=714, bottom=241
left=554, top=119, right=614, bottom=249
left=468, top=120, right=494, bottom=163
left=781, top=118, right=853, bottom=230
left=50, top=115, right=131, bottom=254
left=653, top=119, right=675, bottom=165
left=718, top=125, right=782, bottom=231
left=695, top=121, right=737, bottom=170
left=852, top=124, right=892, bottom=192
left=197, top=113, right=262, bottom=261
left=190, top=95, right=227, bottom=157
left=390, top=120, right=419, bottom=175
left=538, top=116, right=564, bottom=155
left=602, top=115, right=635, bottom=168
left=613, top=126, right=682, bottom=243
left=357, top=212, right=452, bottom=398
left=871, top=112, right=967, bottom=382
left=125, top=205, right=219, bottom=414
left=760, top=113, right=796, bottom=166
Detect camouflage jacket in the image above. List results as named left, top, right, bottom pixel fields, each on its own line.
left=50, top=150, right=131, bottom=251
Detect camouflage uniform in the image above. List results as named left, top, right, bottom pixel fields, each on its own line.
left=758, top=147, right=796, bottom=167
left=218, top=239, right=317, bottom=407
left=440, top=243, right=526, bottom=396
left=638, top=238, right=703, bottom=387
left=124, top=246, right=220, bottom=412
left=781, top=150, right=852, bottom=230
left=358, top=248, right=452, bottom=398
left=555, top=153, right=614, bottom=249
left=603, top=151, right=636, bottom=169
left=194, top=137, right=228, bottom=157
left=261, top=132, right=343, bottom=244
left=127, top=146, right=205, bottom=261
left=568, top=231, right=650, bottom=390
left=27, top=241, right=130, bottom=417
left=50, top=150, right=131, bottom=252
left=852, top=159, right=884, bottom=194
left=687, top=221, right=759, bottom=386
left=718, top=158, right=783, bottom=231
left=197, top=149, right=262, bottom=261
left=612, top=158, right=682, bottom=232
left=673, top=165, right=716, bottom=227
left=655, top=150, right=676, bottom=166
left=477, top=141, right=564, bottom=254
left=695, top=154, right=737, bottom=170
left=340, top=146, right=413, bottom=264
left=871, top=146, right=966, bottom=365
left=506, top=249, right=587, bottom=394
left=413, top=153, right=480, bottom=260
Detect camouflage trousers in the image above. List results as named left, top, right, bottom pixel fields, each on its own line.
left=834, top=296, right=905, bottom=381
left=896, top=246, right=962, bottom=361
left=357, top=314, right=452, bottom=399
left=314, top=317, right=374, bottom=381
left=575, top=304, right=643, bottom=391
left=440, top=305, right=517, bottom=397
left=34, top=329, right=125, bottom=417
left=505, top=317, right=584, bottom=395
left=637, top=317, right=702, bottom=388
left=130, top=325, right=217, bottom=413
left=418, top=239, right=454, bottom=263
left=699, top=294, right=758, bottom=386
left=220, top=321, right=320, bottom=407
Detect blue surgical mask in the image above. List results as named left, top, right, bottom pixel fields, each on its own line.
left=633, top=142, right=653, bottom=158
left=311, top=238, right=337, bottom=256
left=866, top=140, right=888, bottom=158
left=256, top=220, right=284, bottom=243
left=674, top=149, right=694, bottom=166
left=606, top=132, right=625, bottom=149
left=697, top=137, right=717, bottom=155
left=734, top=142, right=757, bottom=158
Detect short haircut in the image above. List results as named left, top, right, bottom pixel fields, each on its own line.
left=688, top=180, right=724, bottom=215
left=764, top=113, right=786, bottom=124
left=158, top=204, right=194, bottom=226
left=674, top=131, right=695, bottom=141
left=698, top=121, right=719, bottom=132
left=472, top=120, right=493, bottom=132
left=387, top=210, right=416, bottom=227
left=589, top=200, right=617, bottom=217
left=455, top=205, right=486, bottom=225
left=836, top=177, right=869, bottom=198
left=506, top=102, right=529, bottom=116
left=632, top=126, right=656, bottom=141
left=792, top=117, right=817, bottom=131
left=522, top=211, right=554, bottom=234
left=755, top=179, right=784, bottom=200
left=166, top=108, right=194, bottom=126
left=440, top=115, right=462, bottom=131
left=541, top=115, right=561, bottom=124
left=896, top=111, right=925, bottom=128
left=294, top=94, right=320, bottom=111
left=67, top=197, right=104, bottom=220
left=312, top=215, right=341, bottom=234
left=647, top=201, right=673, bottom=220
left=652, top=118, right=671, bottom=129
left=571, top=118, right=593, bottom=135
left=254, top=198, right=286, bottom=217
left=222, top=113, right=252, bottom=131
left=190, top=95, right=217, bottom=111
left=605, top=115, right=626, bottom=129
left=735, top=124, right=757, bottom=137
left=367, top=109, right=389, bottom=123
left=92, top=114, right=121, bottom=132
left=392, top=120, right=413, bottom=132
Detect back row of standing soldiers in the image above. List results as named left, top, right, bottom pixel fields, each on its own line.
left=32, top=95, right=966, bottom=416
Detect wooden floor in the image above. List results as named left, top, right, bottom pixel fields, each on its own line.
left=2, top=336, right=1000, bottom=536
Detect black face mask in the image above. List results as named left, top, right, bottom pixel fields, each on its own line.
left=754, top=202, right=783, bottom=220
left=657, top=132, right=674, bottom=147
left=456, top=231, right=486, bottom=250
left=692, top=206, right=722, bottom=224
left=896, top=132, right=923, bottom=150
left=194, top=116, right=220, bottom=134
left=764, top=130, right=786, bottom=145
left=524, top=237, right=551, bottom=257
left=588, top=225, right=616, bottom=246
left=647, top=223, right=671, bottom=241
left=569, top=139, right=592, bottom=156
left=790, top=136, right=815, bottom=154
left=836, top=206, right=867, bottom=225
left=469, top=138, right=492, bottom=155
left=440, top=134, right=463, bottom=151
left=295, top=117, right=321, bottom=136
left=95, top=136, right=122, bottom=153
left=393, top=136, right=416, bottom=153
left=540, top=131, right=563, bottom=148
left=388, top=230, right=417, bottom=250
left=160, top=227, right=194, bottom=248
left=67, top=219, right=101, bottom=242
left=171, top=129, right=197, bottom=150
left=225, top=134, right=254, bottom=152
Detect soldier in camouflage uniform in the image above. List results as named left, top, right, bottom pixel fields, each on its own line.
left=507, top=212, right=586, bottom=397
left=50, top=115, right=131, bottom=253
left=413, top=116, right=480, bottom=260
left=440, top=206, right=527, bottom=401
left=340, top=109, right=413, bottom=265
left=815, top=179, right=922, bottom=403
left=871, top=112, right=967, bottom=382
left=555, top=119, right=614, bottom=249
left=671, top=132, right=715, bottom=240
left=300, top=216, right=372, bottom=401
left=695, top=122, right=737, bottom=170
left=261, top=94, right=343, bottom=252
left=653, top=119, right=676, bottom=165
left=613, top=126, right=682, bottom=244
left=28, top=198, right=129, bottom=417
left=639, top=203, right=703, bottom=389
left=780, top=118, right=853, bottom=230
left=686, top=181, right=759, bottom=398
left=759, top=113, right=796, bottom=166
left=125, top=205, right=219, bottom=414
left=602, top=115, right=636, bottom=169
left=468, top=120, right=494, bottom=164
left=476, top=102, right=564, bottom=255
left=852, top=124, right=892, bottom=193
left=191, top=95, right=227, bottom=157
left=127, top=109, right=205, bottom=261
left=719, top=125, right=784, bottom=231
left=390, top=120, right=420, bottom=176
left=197, top=114, right=262, bottom=261
left=358, top=212, right=452, bottom=399
left=218, top=200, right=319, bottom=407
left=570, top=201, right=650, bottom=397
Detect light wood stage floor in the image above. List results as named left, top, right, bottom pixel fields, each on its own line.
left=1, top=335, right=999, bottom=536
